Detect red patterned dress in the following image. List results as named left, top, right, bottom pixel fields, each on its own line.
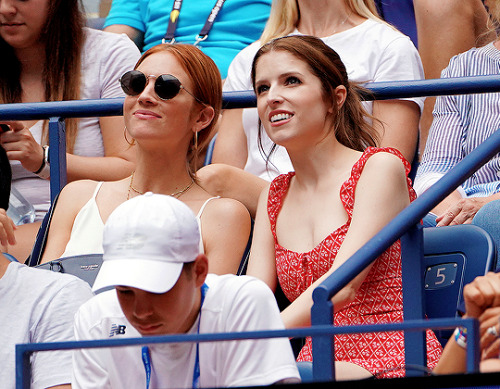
left=268, top=147, right=442, bottom=378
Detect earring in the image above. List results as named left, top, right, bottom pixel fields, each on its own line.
left=193, top=131, right=198, bottom=151
left=124, top=127, right=135, bottom=146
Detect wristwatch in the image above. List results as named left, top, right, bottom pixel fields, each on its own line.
left=34, top=145, right=50, bottom=179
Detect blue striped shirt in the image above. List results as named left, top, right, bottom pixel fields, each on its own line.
left=415, top=42, right=500, bottom=197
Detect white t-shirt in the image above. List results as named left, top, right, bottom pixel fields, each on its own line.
left=0, top=261, right=93, bottom=389
left=223, top=19, right=425, bottom=180
left=11, top=28, right=141, bottom=221
left=73, top=274, right=300, bottom=388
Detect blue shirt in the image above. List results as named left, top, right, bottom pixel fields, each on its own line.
left=415, top=42, right=500, bottom=198
left=104, top=0, right=272, bottom=78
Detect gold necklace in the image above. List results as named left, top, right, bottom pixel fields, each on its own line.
left=127, top=172, right=195, bottom=200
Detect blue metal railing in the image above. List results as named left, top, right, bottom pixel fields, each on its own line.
left=3, top=74, right=500, bottom=386
left=311, top=129, right=500, bottom=380
left=16, top=318, right=478, bottom=389
left=1, top=74, right=500, bottom=201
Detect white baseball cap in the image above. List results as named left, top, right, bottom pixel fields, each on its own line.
left=92, top=192, right=200, bottom=293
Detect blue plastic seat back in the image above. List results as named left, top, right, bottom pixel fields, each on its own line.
left=423, top=224, right=497, bottom=345
left=203, top=133, right=218, bottom=166
left=296, top=361, right=314, bottom=383
left=26, top=194, right=60, bottom=267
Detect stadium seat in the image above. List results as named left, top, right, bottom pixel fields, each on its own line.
left=3, top=253, right=18, bottom=262
left=203, top=133, right=218, bottom=166
left=26, top=194, right=60, bottom=267
left=296, top=361, right=314, bottom=383
left=423, top=224, right=497, bottom=345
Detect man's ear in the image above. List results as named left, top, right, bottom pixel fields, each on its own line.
left=193, top=254, right=209, bottom=287
left=192, top=105, right=215, bottom=134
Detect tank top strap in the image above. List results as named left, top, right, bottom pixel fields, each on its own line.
left=92, top=182, right=104, bottom=199
left=196, top=196, right=220, bottom=255
left=196, top=196, right=220, bottom=219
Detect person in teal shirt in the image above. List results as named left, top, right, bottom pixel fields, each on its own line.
left=104, top=0, right=271, bottom=78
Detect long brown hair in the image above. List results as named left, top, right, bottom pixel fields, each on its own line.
left=134, top=44, right=222, bottom=177
left=251, top=35, right=379, bottom=156
left=0, top=0, right=84, bottom=153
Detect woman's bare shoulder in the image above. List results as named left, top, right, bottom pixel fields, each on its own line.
left=203, top=196, right=251, bottom=222
left=58, top=180, right=102, bottom=203
left=362, top=151, right=407, bottom=179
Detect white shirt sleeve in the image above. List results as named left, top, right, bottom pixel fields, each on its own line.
left=216, top=277, right=300, bottom=387
left=96, top=32, right=142, bottom=99
left=373, top=35, right=425, bottom=112
left=31, top=278, right=93, bottom=389
left=72, top=298, right=113, bottom=389
left=223, top=43, right=259, bottom=92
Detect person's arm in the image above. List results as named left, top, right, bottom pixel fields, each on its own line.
left=65, top=118, right=135, bottom=182
left=372, top=99, right=420, bottom=163
left=435, top=192, right=500, bottom=226
left=212, top=43, right=257, bottom=167
left=103, top=25, right=144, bottom=48
left=62, top=31, right=141, bottom=182
left=40, top=181, right=101, bottom=263
left=197, top=164, right=267, bottom=219
left=0, top=209, right=16, bottom=250
left=0, top=119, right=133, bottom=183
left=247, top=183, right=278, bottom=292
left=414, top=0, right=495, bottom=155
left=102, top=0, right=145, bottom=48
left=201, top=197, right=252, bottom=275
left=212, top=109, right=248, bottom=168
left=280, top=153, right=410, bottom=329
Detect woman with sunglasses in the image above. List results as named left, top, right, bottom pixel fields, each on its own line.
left=37, top=43, right=251, bottom=275
left=0, top=0, right=140, bottom=260
left=247, top=35, right=442, bottom=378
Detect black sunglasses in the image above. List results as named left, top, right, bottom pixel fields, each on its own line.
left=119, top=70, right=205, bottom=105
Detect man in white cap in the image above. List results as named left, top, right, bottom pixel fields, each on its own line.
left=72, top=193, right=300, bottom=388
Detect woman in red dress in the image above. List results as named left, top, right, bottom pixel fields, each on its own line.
left=247, top=35, right=442, bottom=379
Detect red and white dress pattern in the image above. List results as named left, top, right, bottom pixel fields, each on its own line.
left=268, top=147, right=442, bottom=378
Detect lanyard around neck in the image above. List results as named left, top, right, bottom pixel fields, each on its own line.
left=142, top=283, right=209, bottom=389
left=163, top=0, right=226, bottom=46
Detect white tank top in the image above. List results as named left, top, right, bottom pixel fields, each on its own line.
left=61, top=182, right=217, bottom=258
